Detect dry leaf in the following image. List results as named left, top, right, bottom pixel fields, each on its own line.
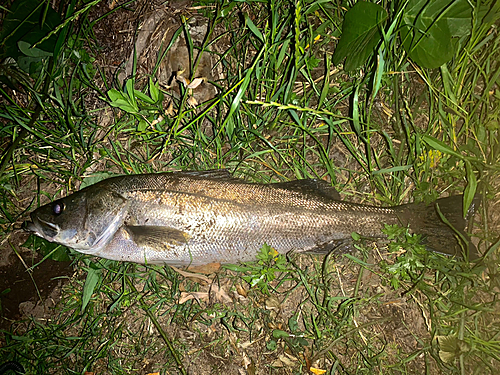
left=186, top=77, right=206, bottom=89
left=265, top=296, right=281, bottom=310
left=170, top=266, right=211, bottom=284
left=235, top=283, right=247, bottom=297
left=211, top=284, right=233, bottom=304
left=278, top=353, right=296, bottom=366
left=166, top=101, right=175, bottom=116
left=178, top=284, right=232, bottom=304
left=270, top=358, right=284, bottom=368
left=175, top=69, right=186, bottom=79
left=187, top=96, right=198, bottom=107
left=178, top=291, right=209, bottom=304
left=176, top=75, right=189, bottom=87
left=151, top=115, right=164, bottom=126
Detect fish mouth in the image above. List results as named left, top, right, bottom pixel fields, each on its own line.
left=23, top=220, right=40, bottom=235
left=24, top=216, right=59, bottom=239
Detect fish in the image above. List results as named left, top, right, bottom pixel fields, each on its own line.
left=24, top=170, right=479, bottom=266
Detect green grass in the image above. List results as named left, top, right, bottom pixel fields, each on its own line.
left=1, top=0, right=500, bottom=374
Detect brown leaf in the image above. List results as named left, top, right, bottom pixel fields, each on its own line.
left=211, top=284, right=233, bottom=304
left=166, top=101, right=175, bottom=116
left=170, top=266, right=211, bottom=284
left=235, top=283, right=247, bottom=297
left=178, top=291, right=209, bottom=304
left=186, top=77, right=206, bottom=89
left=187, top=96, right=198, bottom=107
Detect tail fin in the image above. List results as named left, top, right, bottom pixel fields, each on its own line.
left=396, top=195, right=480, bottom=260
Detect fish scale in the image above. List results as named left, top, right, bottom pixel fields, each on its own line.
left=24, top=170, right=479, bottom=266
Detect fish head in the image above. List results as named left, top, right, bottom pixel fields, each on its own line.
left=25, top=188, right=129, bottom=252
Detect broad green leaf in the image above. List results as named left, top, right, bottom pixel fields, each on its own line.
left=401, top=0, right=473, bottom=69
left=0, top=0, right=61, bottom=60
left=332, top=1, right=388, bottom=71
left=272, top=330, right=290, bottom=339
left=24, top=235, right=70, bottom=262
left=108, top=88, right=127, bottom=102
left=125, top=79, right=137, bottom=108
left=421, top=135, right=463, bottom=159
left=109, top=98, right=138, bottom=114
left=266, top=339, right=277, bottom=351
left=134, top=89, right=155, bottom=105
left=245, top=14, right=264, bottom=44
left=80, top=172, right=118, bottom=189
left=138, top=119, right=148, bottom=132
left=372, top=165, right=413, bottom=174
left=149, top=77, right=159, bottom=102
left=18, top=41, right=53, bottom=57
left=221, top=1, right=238, bottom=18
left=108, top=88, right=138, bottom=113
left=481, top=1, right=500, bottom=26
left=276, top=36, right=291, bottom=69
left=222, top=264, right=252, bottom=272
left=81, top=265, right=101, bottom=312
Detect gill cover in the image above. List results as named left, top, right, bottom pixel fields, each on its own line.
left=28, top=188, right=129, bottom=252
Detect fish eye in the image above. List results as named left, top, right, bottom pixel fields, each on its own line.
left=53, top=202, right=65, bottom=215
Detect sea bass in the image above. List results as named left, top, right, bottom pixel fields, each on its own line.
left=24, top=170, right=478, bottom=266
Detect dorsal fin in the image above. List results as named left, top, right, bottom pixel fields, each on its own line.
left=173, top=169, right=233, bottom=179
left=174, top=169, right=236, bottom=180
left=271, top=179, right=341, bottom=201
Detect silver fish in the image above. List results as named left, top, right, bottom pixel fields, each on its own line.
left=24, top=170, right=478, bottom=266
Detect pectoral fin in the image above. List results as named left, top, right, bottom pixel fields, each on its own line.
left=125, top=225, right=189, bottom=250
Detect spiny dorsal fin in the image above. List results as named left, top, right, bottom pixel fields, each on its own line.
left=174, top=169, right=234, bottom=180
left=271, top=179, right=341, bottom=201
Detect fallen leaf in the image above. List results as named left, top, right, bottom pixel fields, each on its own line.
left=235, top=283, right=247, bottom=297
left=278, top=353, right=296, bottom=366
left=171, top=266, right=211, bottom=284
left=270, top=358, right=284, bottom=368
left=166, top=101, right=175, bottom=116
left=187, top=96, right=198, bottom=107
left=211, top=284, right=233, bottom=304
left=178, top=291, right=209, bottom=304
left=186, top=77, right=206, bottom=89
left=175, top=69, right=186, bottom=79
left=265, top=296, right=281, bottom=310
left=151, top=115, right=164, bottom=126
left=176, top=75, right=189, bottom=87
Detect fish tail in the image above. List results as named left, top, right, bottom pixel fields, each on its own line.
left=397, top=195, right=480, bottom=260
